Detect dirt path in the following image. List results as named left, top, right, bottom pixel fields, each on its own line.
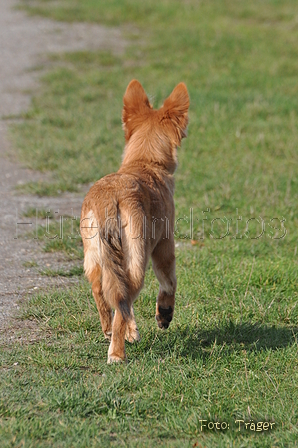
left=0, top=0, right=126, bottom=334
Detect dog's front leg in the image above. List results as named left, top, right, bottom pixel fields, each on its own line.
left=152, top=241, right=176, bottom=329
left=155, top=289, right=176, bottom=329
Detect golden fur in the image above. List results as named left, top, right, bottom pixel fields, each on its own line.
left=80, top=80, right=189, bottom=363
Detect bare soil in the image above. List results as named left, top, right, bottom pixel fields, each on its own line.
left=0, top=0, right=126, bottom=339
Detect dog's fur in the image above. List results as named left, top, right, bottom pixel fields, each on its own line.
left=80, top=80, right=189, bottom=363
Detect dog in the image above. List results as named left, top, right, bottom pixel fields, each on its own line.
left=80, top=79, right=189, bottom=363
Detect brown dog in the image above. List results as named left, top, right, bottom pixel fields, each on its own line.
left=80, top=80, right=189, bottom=363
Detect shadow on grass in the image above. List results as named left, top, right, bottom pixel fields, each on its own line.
left=134, top=321, right=298, bottom=360
left=180, top=321, right=298, bottom=359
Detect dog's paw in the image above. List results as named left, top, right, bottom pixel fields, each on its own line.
left=155, top=305, right=173, bottom=329
left=107, top=354, right=127, bottom=364
left=125, top=325, right=141, bottom=343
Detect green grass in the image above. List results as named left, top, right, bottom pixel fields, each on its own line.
left=38, top=216, right=83, bottom=259
left=1, top=251, right=298, bottom=446
left=2, top=0, right=298, bottom=445
left=22, top=260, right=39, bottom=268
left=41, top=265, right=83, bottom=277
left=22, top=207, right=84, bottom=258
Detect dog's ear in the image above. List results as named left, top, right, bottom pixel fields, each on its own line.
left=162, top=83, right=190, bottom=141
left=122, top=80, right=152, bottom=140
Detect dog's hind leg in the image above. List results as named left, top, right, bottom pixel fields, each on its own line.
left=152, top=239, right=177, bottom=330
left=123, top=229, right=146, bottom=343
left=89, top=265, right=113, bottom=341
left=106, top=219, right=146, bottom=361
left=108, top=302, right=140, bottom=362
left=108, top=307, right=128, bottom=363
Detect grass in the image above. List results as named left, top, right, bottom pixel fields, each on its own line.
left=2, top=0, right=298, bottom=445
left=1, top=251, right=298, bottom=446
left=41, top=265, right=84, bottom=277
left=22, top=207, right=83, bottom=258
left=38, top=216, right=83, bottom=259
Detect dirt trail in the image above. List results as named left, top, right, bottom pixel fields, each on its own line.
left=0, top=0, right=126, bottom=333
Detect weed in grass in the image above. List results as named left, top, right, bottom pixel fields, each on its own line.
left=22, top=260, right=38, bottom=268
left=22, top=207, right=54, bottom=219
left=41, top=265, right=83, bottom=277
left=15, top=180, right=79, bottom=196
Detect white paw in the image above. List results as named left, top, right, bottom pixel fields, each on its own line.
left=107, top=354, right=127, bottom=364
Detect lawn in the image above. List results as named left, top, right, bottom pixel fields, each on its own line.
left=1, top=0, right=298, bottom=446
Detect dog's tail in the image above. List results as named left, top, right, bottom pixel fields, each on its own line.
left=94, top=202, right=130, bottom=319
